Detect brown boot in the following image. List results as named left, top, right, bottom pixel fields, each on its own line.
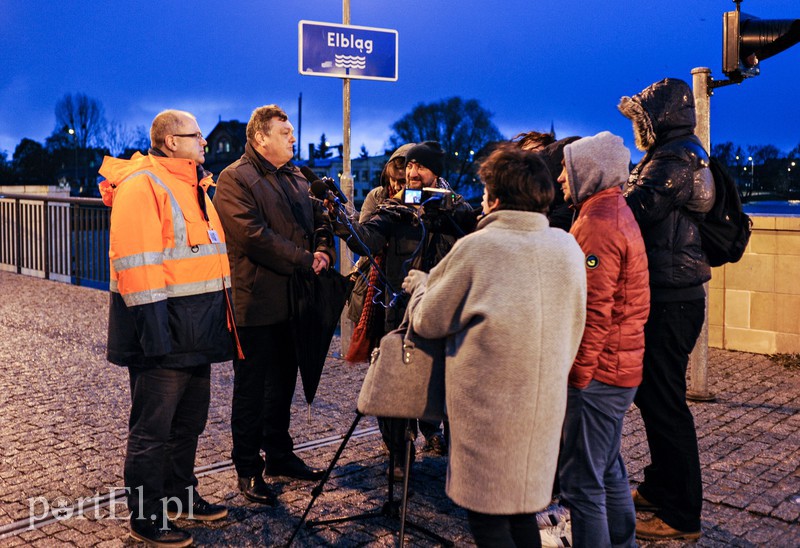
left=636, top=516, right=701, bottom=540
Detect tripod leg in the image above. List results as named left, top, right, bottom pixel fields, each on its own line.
left=399, top=420, right=416, bottom=545
left=294, top=415, right=452, bottom=546
left=387, top=444, right=396, bottom=504
left=287, top=411, right=363, bottom=546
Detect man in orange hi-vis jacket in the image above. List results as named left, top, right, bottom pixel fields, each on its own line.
left=100, top=110, right=236, bottom=548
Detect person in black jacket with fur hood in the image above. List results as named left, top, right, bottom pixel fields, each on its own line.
left=619, top=77, right=714, bottom=541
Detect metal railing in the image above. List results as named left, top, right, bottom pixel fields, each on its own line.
left=0, top=192, right=109, bottom=290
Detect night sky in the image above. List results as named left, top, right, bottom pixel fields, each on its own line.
left=1, top=0, right=798, bottom=163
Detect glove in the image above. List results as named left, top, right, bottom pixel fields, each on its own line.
left=402, top=269, right=429, bottom=296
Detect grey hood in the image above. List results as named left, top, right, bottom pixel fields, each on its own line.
left=563, top=131, right=630, bottom=206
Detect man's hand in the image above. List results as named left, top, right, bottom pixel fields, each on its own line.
left=312, top=251, right=330, bottom=274
left=402, top=269, right=429, bottom=295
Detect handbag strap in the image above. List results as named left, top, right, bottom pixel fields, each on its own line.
left=401, top=290, right=425, bottom=345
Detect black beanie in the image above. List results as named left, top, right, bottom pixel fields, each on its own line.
left=406, top=141, right=445, bottom=177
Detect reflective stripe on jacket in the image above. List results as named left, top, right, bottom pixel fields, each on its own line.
left=100, top=152, right=233, bottom=367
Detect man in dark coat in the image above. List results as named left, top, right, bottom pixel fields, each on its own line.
left=213, top=105, right=336, bottom=505
left=619, top=78, right=715, bottom=541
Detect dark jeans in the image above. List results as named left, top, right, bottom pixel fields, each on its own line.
left=466, top=510, right=541, bottom=548
left=124, top=365, right=210, bottom=518
left=231, top=323, right=298, bottom=477
left=635, top=299, right=705, bottom=532
left=559, top=381, right=637, bottom=548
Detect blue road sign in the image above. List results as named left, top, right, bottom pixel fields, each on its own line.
left=299, top=20, right=398, bottom=82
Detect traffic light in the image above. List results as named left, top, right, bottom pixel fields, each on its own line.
left=723, top=8, right=800, bottom=80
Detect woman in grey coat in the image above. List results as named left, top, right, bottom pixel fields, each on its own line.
left=403, top=144, right=587, bottom=547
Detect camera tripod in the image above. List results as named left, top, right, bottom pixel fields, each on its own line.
left=286, top=411, right=453, bottom=546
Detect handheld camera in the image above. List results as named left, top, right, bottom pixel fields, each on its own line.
left=402, top=187, right=455, bottom=210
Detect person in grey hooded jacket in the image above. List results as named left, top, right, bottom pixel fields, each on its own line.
left=619, top=77, right=714, bottom=541
left=557, top=131, right=650, bottom=548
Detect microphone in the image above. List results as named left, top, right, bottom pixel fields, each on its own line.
left=300, top=166, right=321, bottom=185
left=323, top=177, right=348, bottom=204
left=310, top=180, right=332, bottom=201
left=300, top=166, right=349, bottom=204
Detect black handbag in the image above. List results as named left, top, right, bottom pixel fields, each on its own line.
left=357, top=310, right=446, bottom=422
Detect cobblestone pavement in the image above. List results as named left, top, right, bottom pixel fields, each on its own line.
left=0, top=270, right=798, bottom=547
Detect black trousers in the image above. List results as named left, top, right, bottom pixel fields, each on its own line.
left=231, top=323, right=298, bottom=477
left=124, top=365, right=210, bottom=518
left=466, top=510, right=541, bottom=548
left=634, top=299, right=705, bottom=532
left=378, top=417, right=442, bottom=462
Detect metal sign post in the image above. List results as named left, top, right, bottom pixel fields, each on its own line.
left=339, top=2, right=355, bottom=356
left=298, top=10, right=398, bottom=356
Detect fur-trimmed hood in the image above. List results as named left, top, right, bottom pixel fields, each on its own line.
left=618, top=78, right=696, bottom=152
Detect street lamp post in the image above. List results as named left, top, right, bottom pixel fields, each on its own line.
left=67, top=127, right=78, bottom=191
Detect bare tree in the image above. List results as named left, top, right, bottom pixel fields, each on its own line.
left=711, top=141, right=735, bottom=165
left=748, top=144, right=781, bottom=164
left=389, top=97, right=504, bottom=188
left=0, top=150, right=15, bottom=182
left=104, top=122, right=149, bottom=158
left=12, top=138, right=57, bottom=183
left=54, top=93, right=107, bottom=149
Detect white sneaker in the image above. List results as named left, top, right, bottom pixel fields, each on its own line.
left=536, top=502, right=570, bottom=528
left=539, top=519, right=572, bottom=548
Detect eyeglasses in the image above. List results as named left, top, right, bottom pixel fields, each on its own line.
left=171, top=132, right=204, bottom=140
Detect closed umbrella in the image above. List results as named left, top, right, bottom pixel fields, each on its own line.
left=288, top=267, right=350, bottom=404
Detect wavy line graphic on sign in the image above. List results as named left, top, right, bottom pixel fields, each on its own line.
left=334, top=54, right=366, bottom=69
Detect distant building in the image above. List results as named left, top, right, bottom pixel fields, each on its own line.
left=203, top=119, right=247, bottom=178
left=302, top=152, right=389, bottom=209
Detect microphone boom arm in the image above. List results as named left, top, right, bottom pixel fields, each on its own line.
left=329, top=201, right=403, bottom=308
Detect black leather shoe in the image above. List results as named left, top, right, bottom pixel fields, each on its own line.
left=166, top=493, right=228, bottom=521
left=423, top=432, right=448, bottom=456
left=130, top=515, right=192, bottom=547
left=265, top=454, right=324, bottom=481
left=237, top=475, right=275, bottom=505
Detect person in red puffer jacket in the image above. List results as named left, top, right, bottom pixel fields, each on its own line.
left=556, top=131, right=650, bottom=548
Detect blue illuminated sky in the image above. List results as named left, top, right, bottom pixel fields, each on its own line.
left=1, top=0, right=798, bottom=162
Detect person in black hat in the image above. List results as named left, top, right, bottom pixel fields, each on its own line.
left=333, top=140, right=476, bottom=480
left=345, top=143, right=415, bottom=363
left=405, top=141, right=446, bottom=186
